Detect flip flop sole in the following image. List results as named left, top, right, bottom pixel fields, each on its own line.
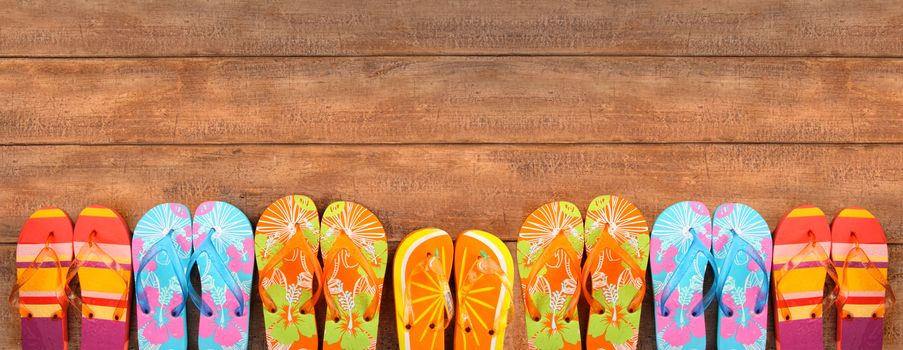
left=453, top=230, right=514, bottom=350
left=193, top=201, right=254, bottom=349
left=74, top=205, right=131, bottom=350
left=16, top=207, right=73, bottom=350
left=772, top=205, right=831, bottom=350
left=517, top=201, right=584, bottom=350
left=831, top=207, right=889, bottom=349
left=320, top=201, right=388, bottom=350
left=651, top=201, right=711, bottom=350
left=712, top=203, right=771, bottom=349
left=584, top=195, right=649, bottom=350
left=394, top=228, right=453, bottom=350
left=255, top=195, right=321, bottom=350
left=132, top=203, right=192, bottom=349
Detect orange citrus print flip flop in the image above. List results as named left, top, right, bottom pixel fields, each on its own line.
left=68, top=205, right=132, bottom=350
left=320, top=201, right=389, bottom=350
left=582, top=195, right=649, bottom=350
left=393, top=228, right=454, bottom=349
left=831, top=207, right=895, bottom=349
left=517, top=201, right=584, bottom=350
left=454, top=230, right=515, bottom=350
left=255, top=195, right=323, bottom=349
left=11, top=207, right=74, bottom=350
left=772, top=205, right=835, bottom=350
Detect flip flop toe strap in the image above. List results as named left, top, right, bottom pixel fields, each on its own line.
left=398, top=254, right=454, bottom=330
left=523, top=231, right=581, bottom=322
left=66, top=230, right=130, bottom=320
left=324, top=232, right=381, bottom=322
left=582, top=227, right=645, bottom=315
left=258, top=231, right=323, bottom=315
left=837, top=232, right=896, bottom=318
left=774, top=230, right=838, bottom=320
left=713, top=229, right=770, bottom=316
left=186, top=233, right=248, bottom=317
left=135, top=229, right=192, bottom=316
left=659, top=230, right=720, bottom=318
left=457, top=254, right=514, bottom=334
left=9, top=232, right=68, bottom=318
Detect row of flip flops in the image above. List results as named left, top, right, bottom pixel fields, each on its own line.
left=517, top=197, right=894, bottom=350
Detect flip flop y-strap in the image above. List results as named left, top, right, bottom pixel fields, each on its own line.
left=323, top=231, right=381, bottom=321
left=713, top=229, right=770, bottom=316
left=582, top=226, right=645, bottom=314
left=774, top=230, right=838, bottom=321
left=258, top=230, right=323, bottom=314
left=398, top=254, right=454, bottom=329
left=523, top=230, right=582, bottom=322
left=65, top=230, right=130, bottom=320
left=9, top=232, right=68, bottom=317
left=457, top=253, right=514, bottom=334
left=837, top=232, right=896, bottom=318
left=134, top=229, right=192, bottom=316
left=186, top=231, right=247, bottom=317
left=658, top=229, right=720, bottom=317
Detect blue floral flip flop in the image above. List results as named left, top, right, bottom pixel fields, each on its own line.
left=711, top=203, right=772, bottom=349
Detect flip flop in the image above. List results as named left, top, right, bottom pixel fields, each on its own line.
left=454, top=229, right=515, bottom=350
left=393, top=228, right=454, bottom=349
left=189, top=201, right=254, bottom=349
left=711, top=203, right=772, bottom=349
left=320, top=201, right=388, bottom=350
left=772, top=205, right=836, bottom=350
left=255, top=195, right=323, bottom=350
left=831, top=207, right=896, bottom=349
left=10, top=207, right=74, bottom=350
left=68, top=205, right=132, bottom=350
left=517, top=201, right=584, bottom=350
left=651, top=201, right=719, bottom=350
left=582, top=195, right=649, bottom=350
left=133, top=203, right=193, bottom=349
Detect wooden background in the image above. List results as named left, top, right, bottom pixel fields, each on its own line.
left=1, top=1, right=901, bottom=349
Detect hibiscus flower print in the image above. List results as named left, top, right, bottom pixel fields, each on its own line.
left=659, top=288, right=705, bottom=347
left=650, top=238, right=677, bottom=275
left=199, top=293, right=248, bottom=347
left=719, top=287, right=765, bottom=345
left=530, top=313, right=581, bottom=350
left=138, top=286, right=185, bottom=345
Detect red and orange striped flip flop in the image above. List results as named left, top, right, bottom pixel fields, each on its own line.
left=68, top=205, right=132, bottom=350
left=772, top=205, right=836, bottom=350
left=393, top=228, right=454, bottom=349
left=10, top=207, right=74, bottom=350
left=831, top=207, right=895, bottom=349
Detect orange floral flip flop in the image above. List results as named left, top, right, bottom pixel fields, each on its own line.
left=68, top=205, right=133, bottom=350
left=517, top=201, right=584, bottom=350
left=393, top=228, right=454, bottom=349
left=582, top=195, right=649, bottom=350
left=11, top=207, right=74, bottom=350
left=320, top=201, right=389, bottom=350
left=454, top=230, right=515, bottom=350
left=255, top=195, right=323, bottom=349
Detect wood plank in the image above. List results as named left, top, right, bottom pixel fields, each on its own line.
left=2, top=1, right=903, bottom=57
left=2, top=57, right=903, bottom=145
left=2, top=242, right=902, bottom=349
left=1, top=144, right=900, bottom=244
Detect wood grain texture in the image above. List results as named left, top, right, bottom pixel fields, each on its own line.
left=3, top=57, right=903, bottom=145
left=2, top=1, right=903, bottom=57
left=1, top=144, right=900, bottom=244
left=2, top=242, right=902, bottom=349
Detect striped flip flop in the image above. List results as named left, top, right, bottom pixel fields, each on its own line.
left=11, top=207, right=74, bottom=350
left=453, top=229, right=514, bottom=350
left=772, top=205, right=835, bottom=350
left=320, top=201, right=388, bottom=350
left=255, top=195, right=323, bottom=350
left=711, top=203, right=772, bottom=349
left=831, top=207, right=895, bottom=349
left=394, top=228, right=454, bottom=349
left=189, top=201, right=255, bottom=349
left=583, top=195, right=649, bottom=350
left=651, top=201, right=719, bottom=350
left=517, top=201, right=584, bottom=350
left=68, top=205, right=132, bottom=350
left=133, top=203, right=193, bottom=349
